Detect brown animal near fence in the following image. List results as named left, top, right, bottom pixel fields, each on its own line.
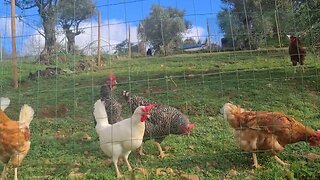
left=287, top=35, right=306, bottom=73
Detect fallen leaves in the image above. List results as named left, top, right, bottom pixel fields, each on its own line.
left=68, top=162, right=91, bottom=179
left=134, top=167, right=148, bottom=176
left=155, top=168, right=167, bottom=176
left=82, top=133, right=92, bottom=141
left=155, top=168, right=175, bottom=176
left=180, top=174, right=200, bottom=180
left=307, top=152, right=319, bottom=161
left=68, top=171, right=85, bottom=179
left=227, top=169, right=238, bottom=177
left=54, top=130, right=65, bottom=140
left=166, top=168, right=175, bottom=175
left=131, top=168, right=149, bottom=180
left=163, top=146, right=171, bottom=151
left=102, top=159, right=113, bottom=166
left=154, top=167, right=200, bottom=180
left=83, top=150, right=90, bottom=156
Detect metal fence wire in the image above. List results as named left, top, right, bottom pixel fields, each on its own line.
left=0, top=0, right=320, bottom=179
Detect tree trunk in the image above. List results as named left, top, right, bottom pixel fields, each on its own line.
left=65, top=30, right=76, bottom=54
left=39, top=11, right=56, bottom=64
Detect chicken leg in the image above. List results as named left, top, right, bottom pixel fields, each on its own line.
left=123, top=152, right=133, bottom=172
left=273, top=155, right=289, bottom=166
left=1, top=164, right=9, bottom=180
left=112, top=156, right=122, bottom=179
left=14, top=168, right=18, bottom=180
left=11, top=151, right=29, bottom=180
left=252, top=153, right=262, bottom=169
left=155, top=142, right=169, bottom=158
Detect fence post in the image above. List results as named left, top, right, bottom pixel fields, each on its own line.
left=11, top=0, right=18, bottom=88
left=274, top=0, right=282, bottom=48
left=128, top=24, right=131, bottom=59
left=206, top=18, right=212, bottom=52
left=97, top=11, right=101, bottom=68
left=0, top=33, right=2, bottom=62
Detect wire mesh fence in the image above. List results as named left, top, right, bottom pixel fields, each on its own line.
left=0, top=0, right=320, bottom=179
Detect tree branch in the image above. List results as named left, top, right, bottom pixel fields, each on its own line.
left=18, top=16, right=45, bottom=37
left=4, top=0, right=38, bottom=9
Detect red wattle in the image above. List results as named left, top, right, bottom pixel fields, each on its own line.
left=140, top=115, right=147, bottom=122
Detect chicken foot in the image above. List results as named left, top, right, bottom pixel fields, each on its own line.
left=155, top=142, right=169, bottom=158
left=0, top=164, right=9, bottom=180
left=252, top=153, right=262, bottom=169
left=273, top=155, right=289, bottom=166
left=137, top=143, right=145, bottom=156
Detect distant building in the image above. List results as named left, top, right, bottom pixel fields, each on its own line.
left=181, top=44, right=206, bottom=52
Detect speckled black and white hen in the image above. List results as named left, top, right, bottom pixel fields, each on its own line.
left=122, top=91, right=194, bottom=158
left=100, top=74, right=123, bottom=124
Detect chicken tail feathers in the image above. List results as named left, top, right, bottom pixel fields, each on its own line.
left=93, top=99, right=109, bottom=125
left=0, top=97, right=10, bottom=111
left=19, top=104, right=34, bottom=127
left=122, top=90, right=131, bottom=101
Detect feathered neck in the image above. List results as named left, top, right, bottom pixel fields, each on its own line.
left=130, top=113, right=143, bottom=124
left=0, top=110, right=13, bottom=123
left=293, top=126, right=316, bottom=143
left=100, top=85, right=112, bottom=99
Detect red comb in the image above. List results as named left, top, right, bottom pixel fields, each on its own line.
left=143, top=104, right=156, bottom=112
left=107, top=73, right=116, bottom=81
left=188, top=123, right=195, bottom=130
left=316, top=130, right=320, bottom=136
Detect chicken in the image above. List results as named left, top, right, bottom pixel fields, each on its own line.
left=0, top=97, right=34, bottom=180
left=93, top=99, right=155, bottom=178
left=122, top=91, right=194, bottom=158
left=100, top=73, right=123, bottom=124
left=220, top=103, right=320, bottom=168
left=288, top=35, right=306, bottom=73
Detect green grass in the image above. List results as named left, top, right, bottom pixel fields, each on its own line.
left=1, top=49, right=320, bottom=179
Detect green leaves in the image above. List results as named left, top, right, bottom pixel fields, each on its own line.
left=138, top=5, right=191, bottom=55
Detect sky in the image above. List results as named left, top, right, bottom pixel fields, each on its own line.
left=0, top=0, right=223, bottom=56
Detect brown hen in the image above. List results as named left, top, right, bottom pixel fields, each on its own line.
left=0, top=97, right=34, bottom=180
left=221, top=103, right=320, bottom=168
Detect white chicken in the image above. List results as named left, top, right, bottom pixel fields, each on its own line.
left=93, top=99, right=155, bottom=178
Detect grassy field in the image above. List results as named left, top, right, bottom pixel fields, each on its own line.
left=1, top=49, right=320, bottom=179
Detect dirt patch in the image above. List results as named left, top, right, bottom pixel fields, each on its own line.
left=28, top=67, right=62, bottom=80
left=75, top=56, right=111, bottom=72
left=75, top=59, right=97, bottom=71
left=39, top=104, right=69, bottom=118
